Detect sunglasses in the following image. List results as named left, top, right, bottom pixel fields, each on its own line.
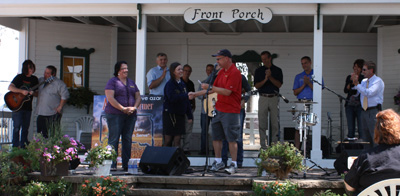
left=362, top=68, right=368, bottom=71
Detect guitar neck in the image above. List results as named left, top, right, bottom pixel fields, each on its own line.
left=29, top=80, right=46, bottom=91
left=29, top=77, right=53, bottom=91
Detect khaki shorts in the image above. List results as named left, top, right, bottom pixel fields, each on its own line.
left=211, top=110, right=240, bottom=142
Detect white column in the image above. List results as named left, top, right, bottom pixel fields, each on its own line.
left=136, top=14, right=147, bottom=93
left=311, top=14, right=323, bottom=161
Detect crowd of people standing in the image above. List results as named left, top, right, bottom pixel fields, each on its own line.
left=7, top=49, right=388, bottom=180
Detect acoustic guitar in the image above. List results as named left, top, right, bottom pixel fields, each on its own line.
left=4, top=76, right=54, bottom=112
left=203, top=90, right=258, bottom=117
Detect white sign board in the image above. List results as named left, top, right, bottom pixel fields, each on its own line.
left=184, top=7, right=272, bottom=24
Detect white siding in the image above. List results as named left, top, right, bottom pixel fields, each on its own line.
left=378, top=25, right=400, bottom=112
left=27, top=19, right=116, bottom=140
left=118, top=32, right=377, bottom=147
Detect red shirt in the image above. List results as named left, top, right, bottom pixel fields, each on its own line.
left=214, top=63, right=242, bottom=114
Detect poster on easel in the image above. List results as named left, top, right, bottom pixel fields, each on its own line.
left=92, top=95, right=163, bottom=159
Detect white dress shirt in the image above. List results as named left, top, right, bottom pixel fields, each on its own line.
left=355, top=74, right=384, bottom=108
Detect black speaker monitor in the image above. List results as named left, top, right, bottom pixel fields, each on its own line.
left=139, top=146, right=190, bottom=175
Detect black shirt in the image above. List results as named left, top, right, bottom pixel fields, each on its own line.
left=183, top=78, right=195, bottom=110
left=345, top=144, right=400, bottom=195
left=344, top=74, right=364, bottom=106
left=10, top=74, right=39, bottom=111
left=254, top=64, right=283, bottom=94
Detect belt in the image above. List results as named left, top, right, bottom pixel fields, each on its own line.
left=260, top=93, right=277, bottom=98
left=365, top=106, right=379, bottom=111
left=298, top=99, right=313, bottom=102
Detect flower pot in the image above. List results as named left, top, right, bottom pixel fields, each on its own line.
left=94, top=160, right=113, bottom=176
left=40, top=160, right=69, bottom=176
left=261, top=156, right=292, bottom=180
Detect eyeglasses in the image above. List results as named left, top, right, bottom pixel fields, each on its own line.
left=362, top=68, right=368, bottom=71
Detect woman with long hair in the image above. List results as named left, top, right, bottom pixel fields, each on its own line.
left=163, top=62, right=193, bottom=147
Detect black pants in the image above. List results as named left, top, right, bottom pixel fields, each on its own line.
left=37, top=113, right=62, bottom=138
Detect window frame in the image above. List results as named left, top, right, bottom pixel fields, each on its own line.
left=56, top=45, right=95, bottom=88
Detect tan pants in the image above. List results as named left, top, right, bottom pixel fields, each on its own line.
left=182, top=115, right=193, bottom=151
left=258, top=96, right=280, bottom=148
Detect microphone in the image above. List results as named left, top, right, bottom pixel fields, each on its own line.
left=327, top=112, right=332, bottom=121
left=274, top=90, right=289, bottom=103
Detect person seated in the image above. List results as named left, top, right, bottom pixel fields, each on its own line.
left=344, top=109, right=400, bottom=195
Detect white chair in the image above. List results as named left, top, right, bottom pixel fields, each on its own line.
left=358, top=178, right=400, bottom=196
left=75, top=116, right=94, bottom=142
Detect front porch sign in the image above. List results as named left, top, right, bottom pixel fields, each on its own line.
left=184, top=7, right=272, bottom=24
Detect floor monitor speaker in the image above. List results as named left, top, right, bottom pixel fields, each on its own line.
left=139, top=146, right=190, bottom=175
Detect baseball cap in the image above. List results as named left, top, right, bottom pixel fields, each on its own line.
left=211, top=49, right=232, bottom=58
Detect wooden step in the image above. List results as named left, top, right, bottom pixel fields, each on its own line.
left=128, top=188, right=253, bottom=196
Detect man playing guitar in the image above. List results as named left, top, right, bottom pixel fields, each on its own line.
left=7, top=60, right=39, bottom=148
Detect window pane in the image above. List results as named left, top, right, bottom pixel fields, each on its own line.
left=64, top=73, right=73, bottom=88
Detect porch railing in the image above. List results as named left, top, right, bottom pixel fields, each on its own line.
left=243, top=112, right=261, bottom=150
left=0, top=111, right=13, bottom=146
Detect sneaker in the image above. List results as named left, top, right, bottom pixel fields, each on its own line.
left=210, top=161, right=225, bottom=172
left=225, top=163, right=237, bottom=174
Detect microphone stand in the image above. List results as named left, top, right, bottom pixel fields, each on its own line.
left=274, top=90, right=290, bottom=103
left=202, top=65, right=218, bottom=176
left=311, top=78, right=347, bottom=152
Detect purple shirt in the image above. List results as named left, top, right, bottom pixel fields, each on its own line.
left=104, top=77, right=139, bottom=114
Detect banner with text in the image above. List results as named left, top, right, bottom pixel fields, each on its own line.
left=92, top=95, right=163, bottom=159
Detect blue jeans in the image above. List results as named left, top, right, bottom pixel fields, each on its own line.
left=345, top=105, right=363, bottom=138
left=106, top=113, right=137, bottom=168
left=200, top=113, right=212, bottom=153
left=12, top=110, right=32, bottom=148
left=37, top=113, right=62, bottom=138
left=222, top=108, right=245, bottom=166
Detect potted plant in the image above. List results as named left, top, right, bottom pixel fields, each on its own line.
left=67, top=87, right=97, bottom=113
left=256, top=142, right=305, bottom=180
left=26, top=123, right=85, bottom=176
left=84, top=139, right=117, bottom=176
left=20, top=179, right=73, bottom=196
left=252, top=180, right=304, bottom=196
left=0, top=150, right=29, bottom=194
left=8, top=147, right=31, bottom=169
left=80, top=175, right=129, bottom=196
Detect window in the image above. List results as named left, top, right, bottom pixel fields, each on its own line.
left=56, top=45, right=95, bottom=88
left=63, top=56, right=84, bottom=88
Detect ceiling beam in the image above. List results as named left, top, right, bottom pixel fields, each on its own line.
left=282, top=16, right=289, bottom=32
left=197, top=22, right=210, bottom=32
left=131, top=16, right=158, bottom=32
left=161, top=16, right=184, bottom=32
left=72, top=16, right=93, bottom=24
left=101, top=16, right=133, bottom=32
left=42, top=17, right=58, bottom=21
left=340, top=15, right=347, bottom=33
left=367, top=15, right=379, bottom=32
left=253, top=20, right=262, bottom=32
